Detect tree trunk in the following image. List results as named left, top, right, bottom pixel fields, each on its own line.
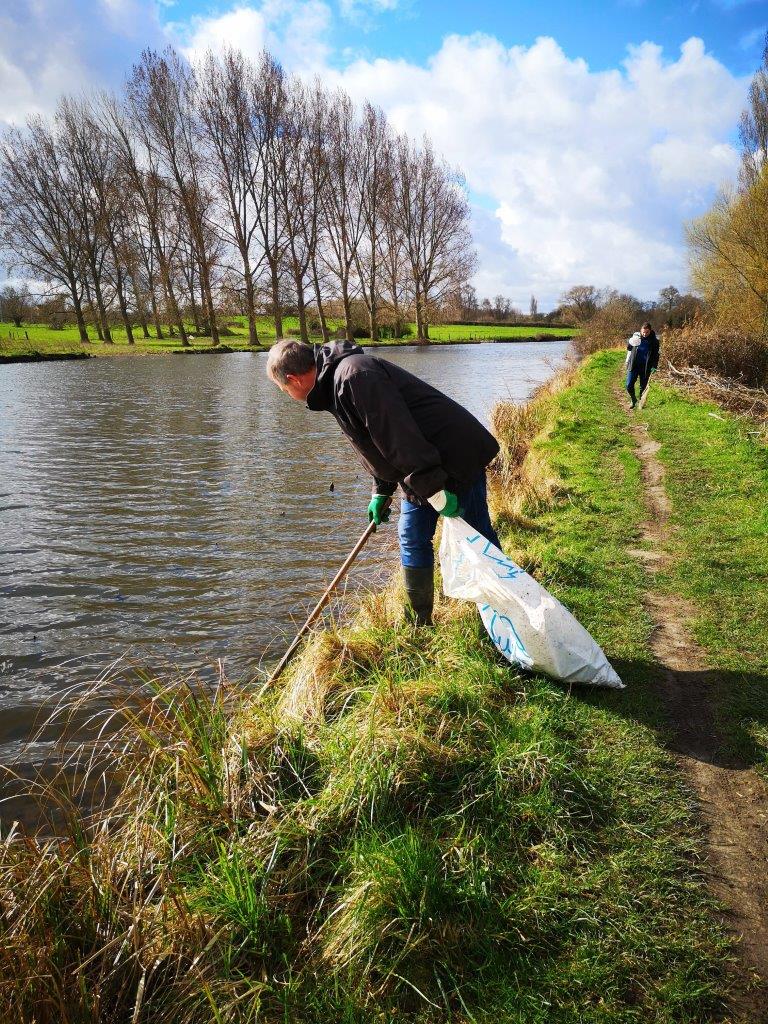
left=270, top=261, right=283, bottom=338
left=341, top=278, right=352, bottom=342
left=242, top=261, right=258, bottom=346
left=113, top=262, right=134, bottom=344
left=149, top=223, right=187, bottom=346
left=368, top=285, right=378, bottom=342
left=89, top=261, right=112, bottom=343
left=198, top=256, right=219, bottom=346
left=311, top=258, right=329, bottom=343
left=69, top=274, right=89, bottom=343
left=368, top=262, right=378, bottom=341
left=149, top=284, right=164, bottom=340
left=291, top=262, right=309, bottom=343
left=129, top=266, right=151, bottom=339
left=82, top=275, right=103, bottom=341
left=415, top=287, right=425, bottom=342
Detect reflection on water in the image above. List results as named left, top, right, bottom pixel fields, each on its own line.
left=0, top=342, right=567, bottom=766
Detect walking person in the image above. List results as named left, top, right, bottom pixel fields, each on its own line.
left=266, top=338, right=501, bottom=626
left=625, top=322, right=660, bottom=409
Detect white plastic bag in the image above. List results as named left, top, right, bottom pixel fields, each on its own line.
left=438, top=518, right=624, bottom=688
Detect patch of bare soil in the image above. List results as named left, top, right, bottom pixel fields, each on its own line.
left=622, top=388, right=768, bottom=1022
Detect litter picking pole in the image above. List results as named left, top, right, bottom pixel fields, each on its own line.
left=637, top=378, right=652, bottom=410
left=258, top=505, right=390, bottom=696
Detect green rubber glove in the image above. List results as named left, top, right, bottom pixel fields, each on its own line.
left=367, top=494, right=391, bottom=526
left=650, top=367, right=658, bottom=374
left=429, top=489, right=461, bottom=517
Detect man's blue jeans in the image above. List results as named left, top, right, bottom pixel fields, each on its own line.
left=626, top=364, right=650, bottom=405
left=398, top=474, right=501, bottom=568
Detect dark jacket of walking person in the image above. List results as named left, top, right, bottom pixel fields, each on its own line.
left=266, top=339, right=501, bottom=625
left=625, top=322, right=660, bottom=408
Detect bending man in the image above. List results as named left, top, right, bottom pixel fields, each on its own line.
left=266, top=338, right=501, bottom=626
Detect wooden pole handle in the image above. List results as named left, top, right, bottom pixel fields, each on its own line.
left=257, top=500, right=391, bottom=696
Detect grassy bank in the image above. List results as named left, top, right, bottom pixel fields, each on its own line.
left=639, top=376, right=768, bottom=769
left=0, top=350, right=737, bottom=1023
left=0, top=318, right=576, bottom=360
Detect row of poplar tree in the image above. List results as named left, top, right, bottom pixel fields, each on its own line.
left=0, top=47, right=475, bottom=345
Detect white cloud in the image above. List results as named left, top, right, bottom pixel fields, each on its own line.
left=338, top=0, right=402, bottom=23
left=328, top=33, right=746, bottom=304
left=176, top=1, right=332, bottom=71
left=0, top=0, right=166, bottom=126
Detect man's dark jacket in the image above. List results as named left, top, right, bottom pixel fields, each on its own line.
left=305, top=341, right=500, bottom=503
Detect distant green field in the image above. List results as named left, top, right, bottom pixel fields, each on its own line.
left=426, top=323, right=576, bottom=340
left=0, top=318, right=576, bottom=359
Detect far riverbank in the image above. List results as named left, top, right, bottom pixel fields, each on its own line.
left=0, top=318, right=577, bottom=362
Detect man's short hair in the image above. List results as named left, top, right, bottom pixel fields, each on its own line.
left=266, top=339, right=315, bottom=384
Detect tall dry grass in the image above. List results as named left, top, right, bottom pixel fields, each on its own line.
left=660, top=318, right=768, bottom=388
left=488, top=366, right=576, bottom=531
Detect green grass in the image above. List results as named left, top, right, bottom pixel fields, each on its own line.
left=0, top=349, right=733, bottom=1022
left=425, top=324, right=576, bottom=341
left=639, top=380, right=768, bottom=769
left=0, top=318, right=576, bottom=359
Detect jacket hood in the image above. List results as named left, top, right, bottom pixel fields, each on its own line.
left=306, top=340, right=365, bottom=411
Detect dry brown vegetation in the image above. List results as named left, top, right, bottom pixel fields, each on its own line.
left=660, top=318, right=768, bottom=389
left=487, top=366, right=576, bottom=532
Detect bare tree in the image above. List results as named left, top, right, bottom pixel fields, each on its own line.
left=100, top=91, right=189, bottom=344
left=354, top=103, right=393, bottom=341
left=128, top=49, right=220, bottom=344
left=300, top=80, right=334, bottom=343
left=394, top=136, right=475, bottom=341
left=560, top=284, right=600, bottom=323
left=0, top=284, right=33, bottom=327
left=319, top=91, right=368, bottom=340
left=276, top=78, right=323, bottom=344
left=248, top=52, right=290, bottom=338
left=59, top=97, right=143, bottom=343
left=659, top=285, right=680, bottom=318
left=739, top=33, right=768, bottom=188
left=54, top=99, right=116, bottom=341
left=0, top=119, right=90, bottom=341
left=197, top=50, right=265, bottom=346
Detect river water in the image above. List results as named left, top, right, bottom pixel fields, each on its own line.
left=0, top=342, right=567, bottom=768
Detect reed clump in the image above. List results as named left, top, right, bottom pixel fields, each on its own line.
left=488, top=366, right=576, bottom=532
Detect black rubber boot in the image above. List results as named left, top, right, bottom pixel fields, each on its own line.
left=403, top=566, right=434, bottom=626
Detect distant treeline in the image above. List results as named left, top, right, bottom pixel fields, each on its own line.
left=0, top=47, right=474, bottom=346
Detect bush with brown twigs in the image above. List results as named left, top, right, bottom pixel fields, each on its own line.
left=660, top=318, right=768, bottom=389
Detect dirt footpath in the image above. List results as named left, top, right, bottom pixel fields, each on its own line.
left=624, top=392, right=768, bottom=1022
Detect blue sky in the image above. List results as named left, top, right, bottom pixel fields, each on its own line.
left=1, top=0, right=763, bottom=306
left=164, top=0, right=767, bottom=77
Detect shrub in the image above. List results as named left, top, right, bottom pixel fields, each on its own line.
left=662, top=318, right=768, bottom=388
left=570, top=296, right=645, bottom=358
